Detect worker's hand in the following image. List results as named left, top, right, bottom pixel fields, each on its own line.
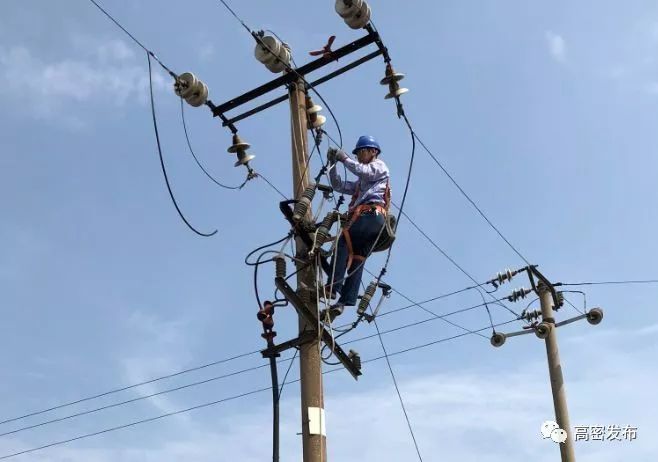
left=327, top=147, right=338, bottom=165
left=336, top=149, right=347, bottom=162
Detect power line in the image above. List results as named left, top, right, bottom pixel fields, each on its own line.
left=0, top=386, right=272, bottom=461
left=392, top=204, right=519, bottom=318
left=257, top=172, right=288, bottom=200
left=412, top=132, right=531, bottom=266
left=0, top=349, right=261, bottom=426
left=1, top=293, right=520, bottom=437
left=0, top=318, right=516, bottom=460
left=87, top=0, right=175, bottom=77
left=180, top=99, right=247, bottom=190
left=0, top=360, right=290, bottom=438
left=558, top=279, right=658, bottom=287
left=372, top=319, right=423, bottom=462
left=214, top=0, right=343, bottom=148
left=0, top=282, right=504, bottom=428
left=147, top=53, right=217, bottom=237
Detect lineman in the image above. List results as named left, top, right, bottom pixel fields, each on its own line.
left=323, top=135, right=391, bottom=321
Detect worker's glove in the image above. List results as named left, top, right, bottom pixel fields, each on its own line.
left=327, top=147, right=338, bottom=165
left=327, top=147, right=348, bottom=165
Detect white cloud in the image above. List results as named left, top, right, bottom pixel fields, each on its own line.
left=545, top=31, right=567, bottom=63
left=0, top=39, right=167, bottom=126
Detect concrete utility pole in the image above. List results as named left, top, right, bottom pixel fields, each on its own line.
left=538, top=282, right=576, bottom=462
left=289, top=78, right=326, bottom=462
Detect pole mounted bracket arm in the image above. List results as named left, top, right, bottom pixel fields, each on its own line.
left=274, top=277, right=362, bottom=379
left=526, top=265, right=562, bottom=309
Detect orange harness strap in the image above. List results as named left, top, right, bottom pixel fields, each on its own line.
left=342, top=177, right=391, bottom=269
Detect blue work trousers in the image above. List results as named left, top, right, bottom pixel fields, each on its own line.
left=328, top=210, right=386, bottom=306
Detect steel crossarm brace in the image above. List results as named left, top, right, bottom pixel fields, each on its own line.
left=274, top=277, right=362, bottom=379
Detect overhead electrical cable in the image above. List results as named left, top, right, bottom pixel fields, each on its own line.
left=0, top=318, right=517, bottom=461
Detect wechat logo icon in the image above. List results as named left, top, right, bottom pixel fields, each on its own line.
left=541, top=420, right=568, bottom=444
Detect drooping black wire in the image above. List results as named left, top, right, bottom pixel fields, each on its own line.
left=372, top=318, right=424, bottom=462
left=147, top=54, right=217, bottom=237
left=245, top=234, right=292, bottom=266
left=180, top=99, right=247, bottom=190
left=0, top=318, right=519, bottom=460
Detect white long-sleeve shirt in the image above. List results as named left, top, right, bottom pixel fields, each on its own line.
left=329, top=156, right=390, bottom=208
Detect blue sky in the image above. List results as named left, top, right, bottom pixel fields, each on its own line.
left=1, top=1, right=657, bottom=460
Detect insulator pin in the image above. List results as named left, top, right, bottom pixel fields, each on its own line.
left=305, top=95, right=326, bottom=129
left=380, top=63, right=408, bottom=100
left=335, top=0, right=371, bottom=29
left=292, top=184, right=316, bottom=222
left=227, top=133, right=255, bottom=169
left=357, top=280, right=377, bottom=315
left=254, top=32, right=292, bottom=73
left=507, top=287, right=532, bottom=303
left=174, top=72, right=209, bottom=107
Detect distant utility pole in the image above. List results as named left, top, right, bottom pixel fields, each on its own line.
left=489, top=266, right=604, bottom=462
left=538, top=282, right=575, bottom=462
left=290, top=77, right=326, bottom=462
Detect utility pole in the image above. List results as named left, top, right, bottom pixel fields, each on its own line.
left=210, top=24, right=387, bottom=462
left=290, top=77, right=326, bottom=462
left=490, top=267, right=603, bottom=461
left=538, top=282, right=575, bottom=462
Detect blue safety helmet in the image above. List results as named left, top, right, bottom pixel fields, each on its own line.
left=352, top=135, right=381, bottom=155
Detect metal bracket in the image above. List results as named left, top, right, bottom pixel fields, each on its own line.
left=261, top=331, right=316, bottom=358
left=526, top=265, right=561, bottom=309
left=274, top=277, right=362, bottom=379
left=210, top=30, right=382, bottom=128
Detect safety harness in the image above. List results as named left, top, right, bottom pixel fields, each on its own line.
left=341, top=178, right=391, bottom=269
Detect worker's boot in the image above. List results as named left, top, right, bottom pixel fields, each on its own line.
left=320, top=303, right=344, bottom=323
left=319, top=283, right=339, bottom=300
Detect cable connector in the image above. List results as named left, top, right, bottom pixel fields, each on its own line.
left=257, top=301, right=276, bottom=345
left=507, top=287, right=532, bottom=303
